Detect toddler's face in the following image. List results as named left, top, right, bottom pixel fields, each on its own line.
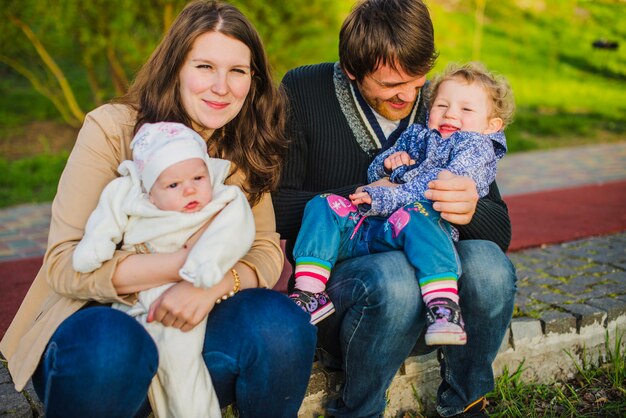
left=149, top=158, right=212, bottom=213
left=428, top=77, right=502, bottom=139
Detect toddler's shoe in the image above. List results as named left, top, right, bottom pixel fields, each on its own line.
left=424, top=297, right=467, bottom=345
left=289, top=290, right=335, bottom=325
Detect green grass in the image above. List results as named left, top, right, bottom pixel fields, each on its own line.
left=487, top=331, right=626, bottom=418
left=0, top=152, right=68, bottom=207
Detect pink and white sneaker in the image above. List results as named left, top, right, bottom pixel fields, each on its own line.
left=424, top=298, right=467, bottom=345
left=289, top=290, right=335, bottom=325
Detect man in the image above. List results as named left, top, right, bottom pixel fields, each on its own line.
left=272, top=1, right=516, bottom=416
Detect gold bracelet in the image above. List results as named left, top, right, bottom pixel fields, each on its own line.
left=215, top=269, right=241, bottom=304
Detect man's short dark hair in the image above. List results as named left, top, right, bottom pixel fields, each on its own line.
left=339, top=0, right=438, bottom=81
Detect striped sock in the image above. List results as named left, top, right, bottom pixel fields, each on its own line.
left=294, top=256, right=332, bottom=294
left=419, top=272, right=459, bottom=305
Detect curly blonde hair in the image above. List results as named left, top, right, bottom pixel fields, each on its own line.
left=427, top=62, right=515, bottom=128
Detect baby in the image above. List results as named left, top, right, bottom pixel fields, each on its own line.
left=73, top=121, right=255, bottom=418
left=290, top=62, right=514, bottom=346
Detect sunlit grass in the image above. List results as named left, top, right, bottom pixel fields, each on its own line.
left=488, top=330, right=626, bottom=418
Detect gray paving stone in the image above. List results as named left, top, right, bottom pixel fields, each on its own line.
left=569, top=275, right=607, bottom=286
left=533, top=292, right=572, bottom=306
left=583, top=264, right=618, bottom=275
left=514, top=294, right=531, bottom=306
left=510, top=317, right=543, bottom=347
left=540, top=310, right=577, bottom=334
left=556, top=283, right=589, bottom=295
left=516, top=284, right=547, bottom=298
left=0, top=362, right=10, bottom=385
left=545, top=266, right=583, bottom=278
left=0, top=385, right=33, bottom=417
left=598, top=271, right=626, bottom=283
left=613, top=261, right=626, bottom=270
left=532, top=276, right=565, bottom=285
left=580, top=287, right=619, bottom=300
left=557, top=303, right=607, bottom=330
left=588, top=253, right=626, bottom=265
left=589, top=282, right=626, bottom=296
left=586, top=298, right=626, bottom=322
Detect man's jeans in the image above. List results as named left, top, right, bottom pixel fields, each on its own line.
left=33, top=289, right=316, bottom=418
left=317, top=240, right=517, bottom=418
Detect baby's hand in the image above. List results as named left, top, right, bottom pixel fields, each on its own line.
left=349, top=191, right=372, bottom=206
left=384, top=151, right=416, bottom=171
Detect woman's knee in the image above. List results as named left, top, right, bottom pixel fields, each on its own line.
left=51, top=307, right=158, bottom=377
left=206, top=288, right=316, bottom=354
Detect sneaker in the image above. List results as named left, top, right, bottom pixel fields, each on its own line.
left=424, top=298, right=467, bottom=345
left=289, top=290, right=335, bottom=324
left=450, top=397, right=488, bottom=417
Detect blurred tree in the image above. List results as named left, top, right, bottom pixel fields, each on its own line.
left=0, top=0, right=345, bottom=127
left=231, top=0, right=345, bottom=78
left=0, top=0, right=186, bottom=126
left=472, top=0, right=487, bottom=61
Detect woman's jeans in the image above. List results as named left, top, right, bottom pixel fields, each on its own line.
left=33, top=288, right=316, bottom=418
left=317, top=240, right=517, bottom=418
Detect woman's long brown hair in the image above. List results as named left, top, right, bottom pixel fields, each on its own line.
left=116, top=0, right=287, bottom=206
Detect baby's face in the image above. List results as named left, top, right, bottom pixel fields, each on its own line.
left=149, top=158, right=212, bottom=213
left=428, top=77, right=501, bottom=139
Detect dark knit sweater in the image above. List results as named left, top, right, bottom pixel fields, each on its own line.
left=272, top=63, right=511, bottom=252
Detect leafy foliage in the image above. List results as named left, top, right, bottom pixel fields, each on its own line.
left=0, top=0, right=346, bottom=127
left=0, top=152, right=69, bottom=207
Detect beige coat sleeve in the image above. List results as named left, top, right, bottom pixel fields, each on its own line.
left=44, top=104, right=137, bottom=304
left=239, top=191, right=283, bottom=289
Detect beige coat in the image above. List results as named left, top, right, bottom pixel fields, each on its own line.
left=0, top=104, right=284, bottom=391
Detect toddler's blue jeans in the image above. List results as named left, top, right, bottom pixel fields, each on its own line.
left=293, top=194, right=461, bottom=285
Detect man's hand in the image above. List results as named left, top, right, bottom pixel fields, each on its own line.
left=349, top=191, right=372, bottom=206
left=424, top=170, right=478, bottom=225
left=384, top=151, right=416, bottom=171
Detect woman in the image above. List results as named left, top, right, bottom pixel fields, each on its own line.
left=0, top=2, right=316, bottom=417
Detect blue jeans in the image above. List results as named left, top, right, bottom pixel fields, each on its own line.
left=33, top=289, right=316, bottom=418
left=293, top=195, right=460, bottom=285
left=317, top=240, right=516, bottom=418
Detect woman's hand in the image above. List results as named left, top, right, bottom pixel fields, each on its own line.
left=424, top=170, right=478, bottom=225
left=147, top=281, right=218, bottom=332
left=147, top=262, right=257, bottom=332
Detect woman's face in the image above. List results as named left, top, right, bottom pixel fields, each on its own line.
left=179, top=31, right=253, bottom=136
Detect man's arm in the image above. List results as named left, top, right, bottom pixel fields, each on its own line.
left=272, top=66, right=364, bottom=242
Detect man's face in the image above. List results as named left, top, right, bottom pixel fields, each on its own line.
left=349, top=63, right=427, bottom=121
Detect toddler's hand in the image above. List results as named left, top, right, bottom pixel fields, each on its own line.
left=384, top=151, right=416, bottom=171
left=349, top=191, right=372, bottom=206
